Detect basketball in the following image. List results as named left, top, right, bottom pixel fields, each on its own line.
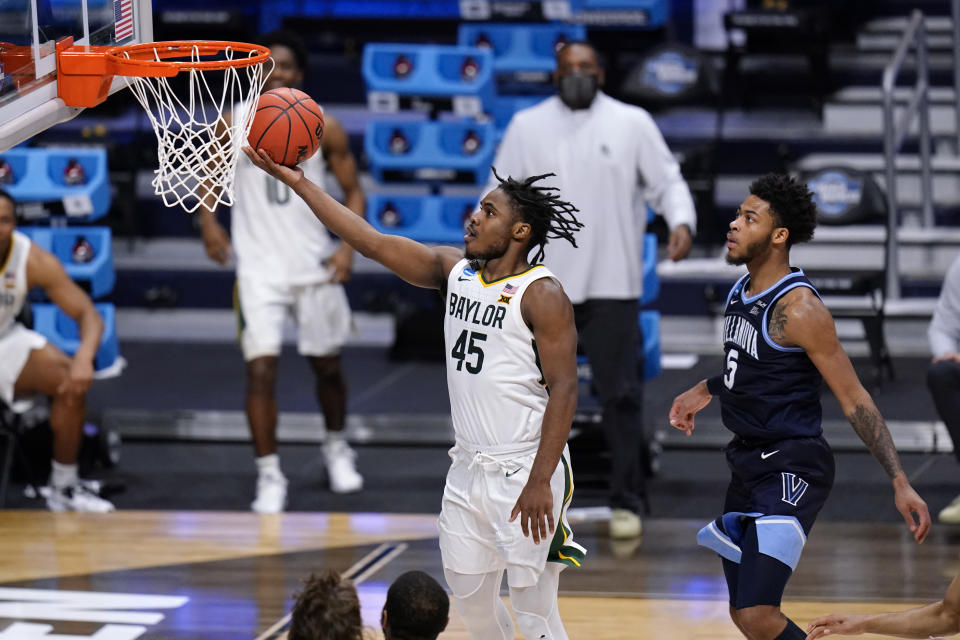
left=247, top=88, right=325, bottom=167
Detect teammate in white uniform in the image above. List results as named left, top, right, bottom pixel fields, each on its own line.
left=200, top=31, right=365, bottom=512
left=0, top=191, right=114, bottom=512
left=244, top=145, right=585, bottom=640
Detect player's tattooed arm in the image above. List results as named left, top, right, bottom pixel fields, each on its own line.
left=847, top=404, right=902, bottom=478
left=783, top=287, right=931, bottom=543
left=766, top=298, right=791, bottom=345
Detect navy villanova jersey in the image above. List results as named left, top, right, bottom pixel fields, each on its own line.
left=717, top=268, right=823, bottom=441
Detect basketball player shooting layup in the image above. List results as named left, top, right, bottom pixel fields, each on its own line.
left=669, top=173, right=931, bottom=640
left=244, top=145, right=585, bottom=640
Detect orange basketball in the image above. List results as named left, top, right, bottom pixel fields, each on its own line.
left=247, top=88, right=324, bottom=166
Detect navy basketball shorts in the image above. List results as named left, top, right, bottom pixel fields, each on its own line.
left=697, top=434, right=836, bottom=608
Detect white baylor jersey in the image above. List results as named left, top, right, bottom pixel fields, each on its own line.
left=444, top=259, right=556, bottom=448
left=232, top=136, right=336, bottom=285
left=0, top=231, right=31, bottom=336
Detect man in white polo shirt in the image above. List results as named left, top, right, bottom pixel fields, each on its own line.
left=487, top=40, right=697, bottom=539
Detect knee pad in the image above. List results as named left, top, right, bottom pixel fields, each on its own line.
left=444, top=569, right=487, bottom=601
left=445, top=570, right=514, bottom=640
left=510, top=585, right=554, bottom=638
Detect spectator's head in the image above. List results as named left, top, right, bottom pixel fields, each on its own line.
left=288, top=569, right=363, bottom=640
left=0, top=189, right=16, bottom=248
left=381, top=571, right=449, bottom=640
left=259, top=29, right=308, bottom=92
left=554, top=41, right=604, bottom=110
left=726, top=173, right=817, bottom=266
left=468, top=167, right=583, bottom=265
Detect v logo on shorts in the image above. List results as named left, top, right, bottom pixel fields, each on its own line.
left=505, top=467, right=522, bottom=477
left=781, top=472, right=809, bottom=506
left=760, top=449, right=779, bottom=460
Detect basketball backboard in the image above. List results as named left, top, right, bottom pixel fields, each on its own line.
left=0, top=0, right=152, bottom=151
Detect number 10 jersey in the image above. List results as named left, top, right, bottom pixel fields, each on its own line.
left=444, top=259, right=556, bottom=448
left=718, top=268, right=824, bottom=441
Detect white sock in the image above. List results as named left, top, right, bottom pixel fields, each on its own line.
left=50, top=461, right=78, bottom=490
left=255, top=453, right=282, bottom=477
left=326, top=430, right=346, bottom=446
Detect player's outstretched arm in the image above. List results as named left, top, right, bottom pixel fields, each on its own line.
left=806, top=574, right=960, bottom=639
left=771, top=287, right=931, bottom=543
left=243, top=147, right=462, bottom=290
left=27, top=245, right=103, bottom=394
left=669, top=380, right=714, bottom=436
left=510, top=278, right=578, bottom=545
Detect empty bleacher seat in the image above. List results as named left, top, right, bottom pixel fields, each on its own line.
left=0, top=148, right=111, bottom=220
left=18, top=227, right=115, bottom=299
left=31, top=303, right=119, bottom=372
left=366, top=193, right=479, bottom=244
left=457, top=23, right=586, bottom=80
left=365, top=120, right=496, bottom=185
left=363, top=44, right=496, bottom=116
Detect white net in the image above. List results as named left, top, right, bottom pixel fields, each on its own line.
left=122, top=45, right=273, bottom=214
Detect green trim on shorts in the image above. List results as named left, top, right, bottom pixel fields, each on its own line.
left=233, top=280, right=245, bottom=344
left=548, top=453, right=584, bottom=568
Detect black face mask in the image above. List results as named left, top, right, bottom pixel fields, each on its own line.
left=557, top=73, right=598, bottom=110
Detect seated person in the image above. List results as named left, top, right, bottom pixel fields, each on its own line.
left=382, top=571, right=449, bottom=640
left=288, top=569, right=363, bottom=640
left=927, top=252, right=960, bottom=523
left=0, top=190, right=113, bottom=512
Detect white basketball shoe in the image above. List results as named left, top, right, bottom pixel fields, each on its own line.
left=323, top=438, right=363, bottom=494
left=252, top=469, right=288, bottom=514
left=46, top=483, right=115, bottom=513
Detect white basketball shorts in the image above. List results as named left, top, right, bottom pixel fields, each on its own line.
left=0, top=324, right=48, bottom=404
left=438, top=441, right=586, bottom=589
left=235, top=276, right=352, bottom=361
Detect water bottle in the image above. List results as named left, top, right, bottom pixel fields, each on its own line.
left=461, top=130, right=481, bottom=155
left=0, top=159, right=14, bottom=185
left=379, top=202, right=403, bottom=228
left=393, top=54, right=413, bottom=78
left=63, top=158, right=87, bottom=185
left=388, top=129, right=410, bottom=155
left=72, top=236, right=95, bottom=264
left=460, top=56, right=479, bottom=81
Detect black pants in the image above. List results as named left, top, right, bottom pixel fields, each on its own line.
left=574, top=299, right=646, bottom=514
left=928, top=359, right=960, bottom=465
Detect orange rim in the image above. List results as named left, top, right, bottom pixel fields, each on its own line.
left=107, top=40, right=271, bottom=75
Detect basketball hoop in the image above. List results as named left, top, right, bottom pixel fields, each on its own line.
left=57, top=40, right=274, bottom=213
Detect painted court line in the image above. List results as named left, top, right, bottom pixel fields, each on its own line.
left=256, top=541, right=409, bottom=640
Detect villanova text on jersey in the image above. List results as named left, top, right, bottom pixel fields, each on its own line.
left=717, top=268, right=824, bottom=441
left=722, top=315, right=759, bottom=359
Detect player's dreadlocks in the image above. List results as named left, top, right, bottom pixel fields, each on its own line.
left=491, top=166, right=584, bottom=264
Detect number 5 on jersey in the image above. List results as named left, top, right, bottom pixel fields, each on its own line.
left=724, top=349, right=738, bottom=389
left=452, top=329, right=486, bottom=374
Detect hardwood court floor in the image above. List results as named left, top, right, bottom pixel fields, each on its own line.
left=1, top=511, right=958, bottom=639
